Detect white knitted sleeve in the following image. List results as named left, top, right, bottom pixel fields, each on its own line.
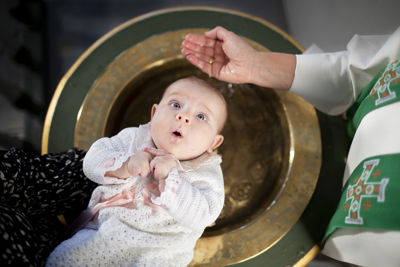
left=83, top=127, right=138, bottom=185
left=151, top=165, right=225, bottom=232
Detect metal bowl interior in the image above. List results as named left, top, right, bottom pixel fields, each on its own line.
left=74, top=29, right=321, bottom=266
left=104, top=61, right=290, bottom=237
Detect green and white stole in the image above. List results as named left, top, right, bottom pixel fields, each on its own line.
left=323, top=57, right=400, bottom=245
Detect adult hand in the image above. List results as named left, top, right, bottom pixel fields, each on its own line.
left=182, top=26, right=258, bottom=84
left=182, top=26, right=296, bottom=90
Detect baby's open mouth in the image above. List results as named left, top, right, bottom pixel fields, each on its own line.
left=173, top=131, right=182, bottom=137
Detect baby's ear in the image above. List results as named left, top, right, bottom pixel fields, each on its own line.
left=207, top=134, right=224, bottom=153
left=151, top=104, right=158, bottom=119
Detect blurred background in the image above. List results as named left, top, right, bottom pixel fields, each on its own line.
left=0, top=0, right=398, bottom=265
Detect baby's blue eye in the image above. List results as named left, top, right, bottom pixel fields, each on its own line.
left=171, top=102, right=180, bottom=109
left=197, top=113, right=206, bottom=121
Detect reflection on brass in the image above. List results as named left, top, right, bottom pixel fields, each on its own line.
left=74, top=29, right=321, bottom=266
left=294, top=245, right=321, bottom=267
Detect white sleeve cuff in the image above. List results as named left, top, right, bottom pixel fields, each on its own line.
left=151, top=168, right=182, bottom=207
left=290, top=52, right=354, bottom=115
left=101, top=153, right=132, bottom=184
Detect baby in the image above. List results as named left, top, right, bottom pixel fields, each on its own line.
left=46, top=76, right=227, bottom=267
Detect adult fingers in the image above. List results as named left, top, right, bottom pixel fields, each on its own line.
left=206, top=26, right=250, bottom=58
left=182, top=52, right=210, bottom=76
left=182, top=48, right=224, bottom=65
left=211, top=41, right=227, bottom=77
left=182, top=45, right=225, bottom=78
left=184, top=33, right=216, bottom=48
left=182, top=43, right=225, bottom=61
left=204, top=26, right=231, bottom=41
left=182, top=40, right=214, bottom=56
left=185, top=54, right=223, bottom=78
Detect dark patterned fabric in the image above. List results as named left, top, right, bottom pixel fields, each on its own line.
left=0, top=148, right=96, bottom=266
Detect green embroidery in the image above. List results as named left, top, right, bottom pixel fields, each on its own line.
left=346, top=58, right=400, bottom=139
left=343, top=159, right=388, bottom=225
left=322, top=153, right=400, bottom=246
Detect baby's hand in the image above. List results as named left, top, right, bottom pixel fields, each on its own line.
left=144, top=148, right=178, bottom=192
left=127, top=151, right=152, bottom=177
left=104, top=151, right=151, bottom=179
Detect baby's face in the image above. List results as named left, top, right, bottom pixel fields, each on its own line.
left=150, top=78, right=225, bottom=160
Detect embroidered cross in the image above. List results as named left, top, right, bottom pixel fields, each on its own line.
left=345, top=159, right=389, bottom=225
left=371, top=60, right=399, bottom=105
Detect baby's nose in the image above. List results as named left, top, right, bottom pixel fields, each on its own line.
left=176, top=114, right=191, bottom=125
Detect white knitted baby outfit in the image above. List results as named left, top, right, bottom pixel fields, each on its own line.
left=46, top=124, right=225, bottom=267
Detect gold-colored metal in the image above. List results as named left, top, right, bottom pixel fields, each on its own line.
left=293, top=245, right=321, bottom=267
left=74, top=29, right=321, bottom=266
left=41, top=6, right=304, bottom=155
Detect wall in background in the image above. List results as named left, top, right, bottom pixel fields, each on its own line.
left=283, top=0, right=400, bottom=52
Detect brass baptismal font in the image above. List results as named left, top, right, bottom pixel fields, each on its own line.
left=42, top=7, right=336, bottom=267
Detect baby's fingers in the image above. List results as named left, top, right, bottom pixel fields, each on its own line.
left=158, top=179, right=166, bottom=193
left=149, top=158, right=163, bottom=180
left=144, top=147, right=167, bottom=157
left=131, top=164, right=150, bottom=177
left=149, top=159, right=167, bottom=181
